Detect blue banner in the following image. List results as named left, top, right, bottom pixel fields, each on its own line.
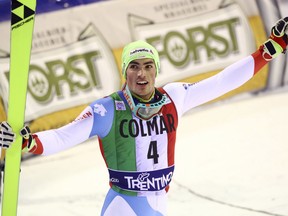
left=0, top=0, right=104, bottom=22
left=108, top=166, right=175, bottom=192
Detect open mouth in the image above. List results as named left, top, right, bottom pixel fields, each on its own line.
left=137, top=81, right=148, bottom=85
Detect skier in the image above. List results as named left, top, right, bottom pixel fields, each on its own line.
left=1, top=17, right=288, bottom=216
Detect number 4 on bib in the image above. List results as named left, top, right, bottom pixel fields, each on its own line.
left=147, top=141, right=159, bottom=164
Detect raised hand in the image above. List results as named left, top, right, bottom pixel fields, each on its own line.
left=262, top=17, right=288, bottom=60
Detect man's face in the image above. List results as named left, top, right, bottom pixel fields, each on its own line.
left=126, top=58, right=156, bottom=100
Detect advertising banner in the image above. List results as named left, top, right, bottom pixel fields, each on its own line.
left=0, top=25, right=120, bottom=122
left=0, top=0, right=282, bottom=130
left=131, top=4, right=255, bottom=86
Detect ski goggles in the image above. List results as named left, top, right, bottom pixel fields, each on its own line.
left=122, top=84, right=167, bottom=120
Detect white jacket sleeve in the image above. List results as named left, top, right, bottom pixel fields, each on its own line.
left=163, top=54, right=263, bottom=117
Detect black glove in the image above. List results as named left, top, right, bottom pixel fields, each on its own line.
left=0, top=121, right=35, bottom=152
left=0, top=122, right=16, bottom=149
left=262, top=17, right=288, bottom=60
left=20, top=125, right=35, bottom=152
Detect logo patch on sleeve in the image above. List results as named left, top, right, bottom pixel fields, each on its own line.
left=93, top=104, right=107, bottom=116
left=115, top=101, right=126, bottom=111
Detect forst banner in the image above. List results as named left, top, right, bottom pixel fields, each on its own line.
left=0, top=0, right=286, bottom=131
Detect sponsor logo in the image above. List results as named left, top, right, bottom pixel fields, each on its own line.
left=109, top=166, right=174, bottom=192
left=11, top=1, right=35, bottom=28
left=0, top=35, right=119, bottom=122
left=93, top=104, right=107, bottom=116
left=130, top=48, right=154, bottom=56
left=146, top=17, right=241, bottom=67
left=130, top=4, right=255, bottom=86
left=124, top=171, right=173, bottom=191
left=115, top=101, right=126, bottom=111
left=182, top=83, right=197, bottom=90
left=119, top=114, right=176, bottom=138
left=26, top=50, right=102, bottom=103
left=137, top=173, right=150, bottom=182
left=74, top=111, right=93, bottom=122
left=110, top=178, right=119, bottom=183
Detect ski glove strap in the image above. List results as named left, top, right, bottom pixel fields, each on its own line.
left=0, top=121, right=16, bottom=149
